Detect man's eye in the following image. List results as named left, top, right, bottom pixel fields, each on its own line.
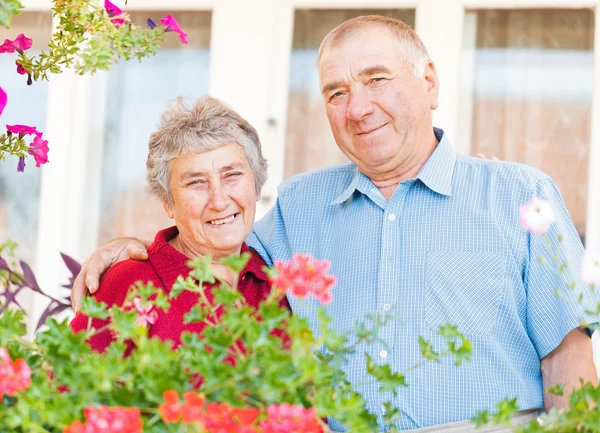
left=225, top=172, right=242, bottom=179
left=371, top=77, right=385, bottom=83
left=329, top=92, right=343, bottom=101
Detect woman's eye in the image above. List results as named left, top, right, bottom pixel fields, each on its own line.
left=225, top=172, right=242, bottom=179
left=187, top=179, right=204, bottom=186
left=371, top=77, right=385, bottom=83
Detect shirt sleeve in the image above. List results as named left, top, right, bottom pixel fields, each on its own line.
left=525, top=177, right=598, bottom=359
left=247, top=196, right=292, bottom=268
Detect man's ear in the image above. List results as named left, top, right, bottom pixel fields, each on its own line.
left=424, top=60, right=440, bottom=110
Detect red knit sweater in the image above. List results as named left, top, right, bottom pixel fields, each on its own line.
left=70, top=226, right=289, bottom=352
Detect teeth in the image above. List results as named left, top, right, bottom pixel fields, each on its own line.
left=209, top=215, right=235, bottom=225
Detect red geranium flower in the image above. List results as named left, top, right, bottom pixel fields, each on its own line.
left=63, top=406, right=142, bottom=433
left=0, top=347, right=32, bottom=400
left=271, top=254, right=336, bottom=304
left=159, top=390, right=183, bottom=423
left=259, top=403, right=323, bottom=433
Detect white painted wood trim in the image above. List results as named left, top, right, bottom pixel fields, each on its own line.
left=286, top=0, right=420, bottom=8
left=585, top=2, right=600, bottom=252
left=259, top=1, right=294, bottom=219
left=457, top=0, right=596, bottom=8
left=416, top=0, right=465, bottom=148
left=456, top=11, right=477, bottom=156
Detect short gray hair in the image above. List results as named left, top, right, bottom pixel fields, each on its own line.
left=317, top=15, right=429, bottom=77
left=147, top=96, right=268, bottom=204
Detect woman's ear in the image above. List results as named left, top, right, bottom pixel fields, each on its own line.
left=162, top=199, right=174, bottom=219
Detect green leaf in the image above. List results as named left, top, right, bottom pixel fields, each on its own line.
left=382, top=401, right=402, bottom=425
left=471, top=410, right=490, bottom=427
left=419, top=337, right=439, bottom=361
left=365, top=353, right=407, bottom=394
left=183, top=305, right=209, bottom=325
left=219, top=252, right=251, bottom=274
left=187, top=255, right=216, bottom=284
left=546, top=383, right=565, bottom=396
left=80, top=297, right=111, bottom=320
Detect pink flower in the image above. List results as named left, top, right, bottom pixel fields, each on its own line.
left=104, top=0, right=127, bottom=26
left=519, top=196, right=557, bottom=235
left=0, top=347, right=32, bottom=400
left=271, top=254, right=336, bottom=304
left=64, top=406, right=143, bottom=433
left=0, top=86, right=6, bottom=117
left=259, top=403, right=323, bottom=433
left=582, top=251, right=600, bottom=287
left=6, top=124, right=42, bottom=138
left=160, top=15, right=188, bottom=44
left=124, top=297, right=158, bottom=327
left=0, top=33, right=33, bottom=54
left=28, top=135, right=49, bottom=167
left=16, top=61, right=27, bottom=75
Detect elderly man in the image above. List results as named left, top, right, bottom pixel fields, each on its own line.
left=72, top=15, right=597, bottom=431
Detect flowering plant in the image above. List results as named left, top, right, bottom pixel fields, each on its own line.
left=0, top=251, right=473, bottom=433
left=472, top=196, right=600, bottom=432
left=0, top=0, right=188, bottom=172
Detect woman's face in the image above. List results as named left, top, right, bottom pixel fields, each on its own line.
left=164, top=142, right=260, bottom=258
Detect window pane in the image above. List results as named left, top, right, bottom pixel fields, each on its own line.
left=90, top=11, right=211, bottom=247
left=0, top=13, right=53, bottom=267
left=285, top=9, right=416, bottom=178
left=461, top=9, right=594, bottom=241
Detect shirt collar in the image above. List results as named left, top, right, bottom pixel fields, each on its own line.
left=416, top=127, right=455, bottom=197
left=329, top=127, right=455, bottom=205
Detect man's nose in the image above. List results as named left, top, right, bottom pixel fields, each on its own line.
left=346, top=89, right=374, bottom=121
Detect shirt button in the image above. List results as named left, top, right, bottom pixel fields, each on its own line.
left=388, top=213, right=396, bottom=221
left=383, top=304, right=391, bottom=311
left=380, top=350, right=388, bottom=358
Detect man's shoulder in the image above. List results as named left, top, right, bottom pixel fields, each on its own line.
left=278, top=163, right=356, bottom=192
left=277, top=163, right=356, bottom=198
left=455, top=154, right=551, bottom=191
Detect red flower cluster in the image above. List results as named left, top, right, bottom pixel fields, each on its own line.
left=271, top=254, right=336, bottom=304
left=0, top=347, right=32, bottom=400
left=259, top=403, right=323, bottom=433
left=63, top=406, right=142, bottom=433
left=123, top=296, right=158, bottom=327
left=160, top=390, right=259, bottom=430
left=159, top=391, right=322, bottom=433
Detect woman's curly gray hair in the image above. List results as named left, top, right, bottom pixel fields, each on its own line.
left=146, top=96, right=268, bottom=205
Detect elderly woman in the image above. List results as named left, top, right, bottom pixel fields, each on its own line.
left=70, top=96, right=289, bottom=351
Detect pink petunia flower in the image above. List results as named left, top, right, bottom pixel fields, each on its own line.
left=104, top=0, right=127, bottom=26
left=581, top=250, right=600, bottom=287
left=6, top=124, right=42, bottom=138
left=160, top=15, right=188, bottom=44
left=271, top=254, right=336, bottom=305
left=0, top=87, right=6, bottom=117
left=519, top=196, right=557, bottom=235
left=28, top=135, right=49, bottom=167
left=0, top=33, right=33, bottom=54
left=16, top=61, right=27, bottom=75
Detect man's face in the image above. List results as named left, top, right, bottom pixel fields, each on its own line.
left=318, top=26, right=439, bottom=178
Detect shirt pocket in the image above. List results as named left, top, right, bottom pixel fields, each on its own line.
left=425, top=250, right=507, bottom=336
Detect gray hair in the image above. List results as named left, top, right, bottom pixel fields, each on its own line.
left=317, top=15, right=429, bottom=77
left=146, top=96, right=268, bottom=205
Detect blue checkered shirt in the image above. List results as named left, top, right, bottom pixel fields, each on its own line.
left=247, top=128, right=596, bottom=430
